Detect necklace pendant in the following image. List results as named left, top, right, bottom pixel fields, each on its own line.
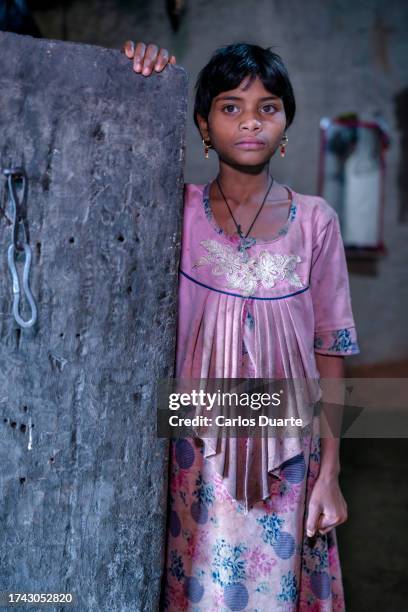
left=238, top=237, right=255, bottom=262
left=239, top=236, right=256, bottom=251
left=240, top=247, right=249, bottom=263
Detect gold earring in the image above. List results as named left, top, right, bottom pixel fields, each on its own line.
left=280, top=134, right=288, bottom=158
left=202, top=138, right=212, bottom=159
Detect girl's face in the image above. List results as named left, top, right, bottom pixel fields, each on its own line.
left=198, top=75, right=287, bottom=168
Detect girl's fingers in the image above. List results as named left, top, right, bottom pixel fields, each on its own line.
left=318, top=526, right=335, bottom=535
left=318, top=522, right=338, bottom=535
left=317, top=510, right=347, bottom=535
left=141, top=43, right=159, bottom=75
left=306, top=503, right=322, bottom=538
left=133, top=41, right=147, bottom=72
left=122, top=40, right=135, bottom=57
left=154, top=48, right=170, bottom=72
left=123, top=41, right=176, bottom=75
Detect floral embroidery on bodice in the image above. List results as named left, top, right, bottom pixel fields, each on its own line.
left=192, top=238, right=303, bottom=297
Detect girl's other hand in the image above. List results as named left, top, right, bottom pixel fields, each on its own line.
left=121, top=41, right=176, bottom=76
left=306, top=473, right=348, bottom=538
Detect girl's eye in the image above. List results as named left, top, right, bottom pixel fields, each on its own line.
left=222, top=104, right=239, bottom=114
left=262, top=105, right=277, bottom=113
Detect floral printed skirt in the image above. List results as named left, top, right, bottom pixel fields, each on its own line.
left=161, top=425, right=346, bottom=612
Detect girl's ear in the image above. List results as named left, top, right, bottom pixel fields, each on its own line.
left=196, top=113, right=210, bottom=141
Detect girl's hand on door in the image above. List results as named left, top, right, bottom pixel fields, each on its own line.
left=121, top=41, right=176, bottom=76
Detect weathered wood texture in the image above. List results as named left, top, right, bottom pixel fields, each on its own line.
left=0, top=31, right=187, bottom=611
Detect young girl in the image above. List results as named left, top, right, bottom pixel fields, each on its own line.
left=123, top=41, right=360, bottom=611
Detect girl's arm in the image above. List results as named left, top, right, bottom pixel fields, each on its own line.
left=306, top=353, right=348, bottom=538
left=315, top=353, right=345, bottom=478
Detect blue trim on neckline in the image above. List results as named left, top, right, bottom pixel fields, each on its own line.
left=179, top=268, right=309, bottom=301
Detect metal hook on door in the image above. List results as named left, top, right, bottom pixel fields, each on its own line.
left=3, top=167, right=38, bottom=328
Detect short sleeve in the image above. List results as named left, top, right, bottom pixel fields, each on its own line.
left=310, top=210, right=360, bottom=356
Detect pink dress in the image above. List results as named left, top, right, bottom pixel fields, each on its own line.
left=162, top=182, right=360, bottom=611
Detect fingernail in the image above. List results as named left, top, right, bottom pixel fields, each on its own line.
left=307, top=529, right=314, bottom=537
left=142, top=67, right=149, bottom=75
left=135, top=63, right=141, bottom=71
left=126, top=43, right=134, bottom=57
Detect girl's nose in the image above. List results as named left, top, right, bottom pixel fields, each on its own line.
left=239, top=117, right=262, bottom=131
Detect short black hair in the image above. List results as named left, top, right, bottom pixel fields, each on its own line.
left=194, top=42, right=296, bottom=131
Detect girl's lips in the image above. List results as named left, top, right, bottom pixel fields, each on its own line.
left=234, top=141, right=266, bottom=149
